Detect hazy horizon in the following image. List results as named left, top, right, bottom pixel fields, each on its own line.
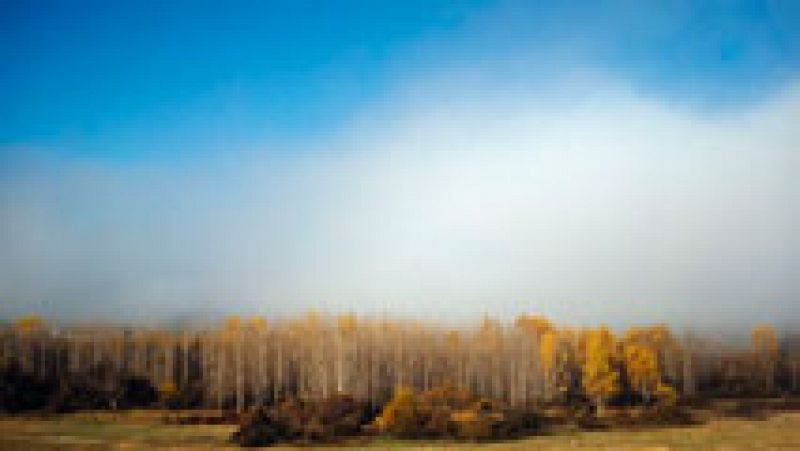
left=2, top=1, right=798, bottom=328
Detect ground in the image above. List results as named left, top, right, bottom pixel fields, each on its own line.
left=1, top=407, right=799, bottom=450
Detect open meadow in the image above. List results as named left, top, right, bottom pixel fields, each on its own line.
left=2, top=401, right=800, bottom=450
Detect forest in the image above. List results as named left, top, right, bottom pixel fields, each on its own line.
left=2, top=313, right=799, bottom=446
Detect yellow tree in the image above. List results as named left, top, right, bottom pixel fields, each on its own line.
left=13, top=314, right=46, bottom=376
left=621, top=325, right=681, bottom=402
left=751, top=324, right=778, bottom=394
left=623, top=343, right=659, bottom=404
left=13, top=314, right=45, bottom=332
left=582, top=326, right=618, bottom=416
left=374, top=386, right=418, bottom=437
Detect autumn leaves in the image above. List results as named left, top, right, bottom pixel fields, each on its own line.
left=0, top=313, right=791, bottom=417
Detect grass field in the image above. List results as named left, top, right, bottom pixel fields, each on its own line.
left=2, top=408, right=800, bottom=450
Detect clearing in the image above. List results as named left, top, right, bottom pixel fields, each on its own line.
left=1, top=408, right=799, bottom=449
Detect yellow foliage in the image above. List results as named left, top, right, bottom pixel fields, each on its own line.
left=515, top=314, right=553, bottom=337
left=14, top=314, right=46, bottom=333
left=751, top=324, right=778, bottom=359
left=751, top=323, right=779, bottom=392
left=246, top=316, right=267, bottom=331
left=374, top=386, right=418, bottom=436
left=540, top=331, right=557, bottom=372
left=622, top=324, right=676, bottom=363
left=158, top=381, right=177, bottom=397
left=582, top=326, right=618, bottom=407
left=223, top=316, right=241, bottom=331
left=450, top=408, right=478, bottom=423
left=650, top=324, right=671, bottom=347
left=337, top=313, right=357, bottom=334
left=449, top=400, right=505, bottom=441
left=623, top=343, right=660, bottom=397
left=654, top=383, right=677, bottom=406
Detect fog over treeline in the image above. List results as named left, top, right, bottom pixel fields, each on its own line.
left=2, top=1, right=799, bottom=328
left=1, top=77, right=798, bottom=327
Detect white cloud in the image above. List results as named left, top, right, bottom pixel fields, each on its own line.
left=1, top=76, right=798, bottom=326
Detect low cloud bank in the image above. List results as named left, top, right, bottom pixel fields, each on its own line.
left=1, top=77, right=798, bottom=326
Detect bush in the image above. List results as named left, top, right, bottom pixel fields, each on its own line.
left=315, top=394, right=373, bottom=437
left=373, top=387, right=419, bottom=438
left=48, top=372, right=160, bottom=413
left=47, top=377, right=109, bottom=412
left=449, top=401, right=506, bottom=441
left=654, top=383, right=678, bottom=407
left=232, top=394, right=372, bottom=446
left=0, top=362, right=56, bottom=413
left=234, top=407, right=285, bottom=446
left=373, top=387, right=542, bottom=442
left=0, top=361, right=161, bottom=413
left=501, top=405, right=544, bottom=437
left=115, top=376, right=158, bottom=409
left=416, top=387, right=474, bottom=438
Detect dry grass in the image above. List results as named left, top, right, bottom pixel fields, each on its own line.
left=475, top=412, right=800, bottom=449
left=0, top=410, right=238, bottom=450
left=1, top=408, right=800, bottom=449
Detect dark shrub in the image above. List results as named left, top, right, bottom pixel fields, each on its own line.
left=232, top=394, right=372, bottom=446
left=234, top=407, right=285, bottom=446
left=502, top=406, right=543, bottom=437
left=48, top=376, right=110, bottom=412
left=115, top=376, right=157, bottom=409
left=1, top=361, right=159, bottom=413
left=0, top=362, right=56, bottom=413
left=315, top=394, right=372, bottom=437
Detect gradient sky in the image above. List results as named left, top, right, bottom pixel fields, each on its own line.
left=1, top=1, right=799, bottom=326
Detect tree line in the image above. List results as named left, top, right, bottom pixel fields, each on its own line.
left=2, top=313, right=799, bottom=415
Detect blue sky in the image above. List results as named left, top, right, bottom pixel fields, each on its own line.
left=2, top=0, right=486, bottom=158
left=3, top=0, right=799, bottom=159
left=1, top=1, right=799, bottom=325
